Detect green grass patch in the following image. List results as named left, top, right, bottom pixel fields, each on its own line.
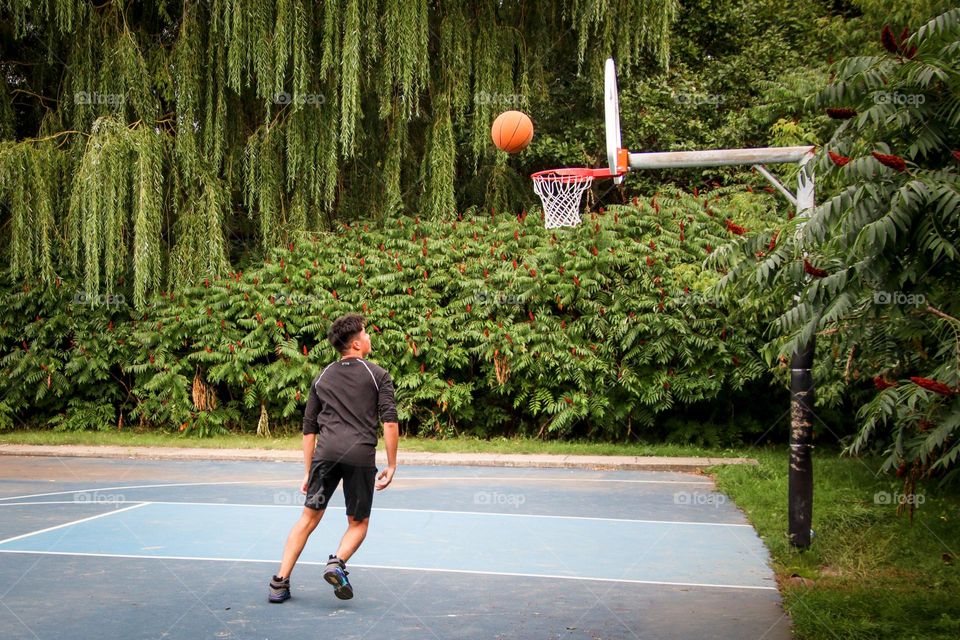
left=712, top=451, right=960, bottom=640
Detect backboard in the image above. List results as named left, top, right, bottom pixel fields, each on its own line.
left=605, top=58, right=624, bottom=185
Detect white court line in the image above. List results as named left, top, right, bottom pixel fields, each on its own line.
left=0, top=475, right=713, bottom=503
left=0, top=476, right=710, bottom=504
left=0, top=500, right=751, bottom=527
left=0, top=549, right=777, bottom=591
left=0, top=503, right=151, bottom=546
left=0, top=479, right=293, bottom=503
left=396, top=477, right=714, bottom=485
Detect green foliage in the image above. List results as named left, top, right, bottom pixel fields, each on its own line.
left=0, top=0, right=678, bottom=306
left=50, top=400, right=116, bottom=432
left=1, top=190, right=782, bottom=439
left=710, top=9, right=960, bottom=480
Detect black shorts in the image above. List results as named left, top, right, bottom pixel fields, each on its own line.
left=304, top=459, right=377, bottom=520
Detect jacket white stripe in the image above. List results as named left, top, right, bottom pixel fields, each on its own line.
left=313, top=362, right=337, bottom=392
left=357, top=359, right=380, bottom=391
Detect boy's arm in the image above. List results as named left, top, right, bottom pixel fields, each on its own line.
left=300, top=378, right=321, bottom=492
left=376, top=372, right=399, bottom=490
left=376, top=422, right=399, bottom=490
left=300, top=433, right=316, bottom=493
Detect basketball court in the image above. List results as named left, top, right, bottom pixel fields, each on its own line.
left=0, top=57, right=812, bottom=640
left=0, top=455, right=790, bottom=639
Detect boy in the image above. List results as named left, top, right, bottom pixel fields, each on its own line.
left=268, top=313, right=399, bottom=602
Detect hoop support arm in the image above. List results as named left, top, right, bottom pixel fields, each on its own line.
left=626, top=146, right=814, bottom=170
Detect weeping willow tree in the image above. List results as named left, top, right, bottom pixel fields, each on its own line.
left=0, top=0, right=677, bottom=307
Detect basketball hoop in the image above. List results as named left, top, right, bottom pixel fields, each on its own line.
left=532, top=167, right=618, bottom=229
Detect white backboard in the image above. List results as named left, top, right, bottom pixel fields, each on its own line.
left=604, top=58, right=623, bottom=185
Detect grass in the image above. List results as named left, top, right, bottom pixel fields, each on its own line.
left=0, top=429, right=751, bottom=458
left=712, top=451, right=960, bottom=639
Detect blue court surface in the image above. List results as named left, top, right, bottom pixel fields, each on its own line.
left=0, top=456, right=791, bottom=639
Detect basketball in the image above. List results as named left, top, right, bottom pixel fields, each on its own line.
left=491, top=110, right=534, bottom=154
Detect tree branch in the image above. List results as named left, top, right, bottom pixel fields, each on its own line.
left=925, top=304, right=960, bottom=325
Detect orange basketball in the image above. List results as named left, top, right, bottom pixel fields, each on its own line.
left=491, top=111, right=534, bottom=154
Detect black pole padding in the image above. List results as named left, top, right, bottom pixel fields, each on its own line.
left=788, top=338, right=815, bottom=549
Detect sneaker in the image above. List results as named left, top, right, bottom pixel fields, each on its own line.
left=323, top=555, right=353, bottom=600
left=268, top=575, right=290, bottom=603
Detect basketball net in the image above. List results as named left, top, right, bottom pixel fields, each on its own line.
left=532, top=170, right=594, bottom=229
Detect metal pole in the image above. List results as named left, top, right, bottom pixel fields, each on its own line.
left=789, top=152, right=816, bottom=549
left=628, top=146, right=813, bottom=170
left=752, top=164, right=797, bottom=207
left=788, top=339, right=815, bottom=548
left=617, top=142, right=822, bottom=546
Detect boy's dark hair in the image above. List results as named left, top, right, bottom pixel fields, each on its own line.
left=328, top=313, right=366, bottom=354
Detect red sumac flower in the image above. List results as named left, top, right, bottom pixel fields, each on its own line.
left=910, top=377, right=954, bottom=396
left=725, top=219, right=746, bottom=235
left=874, top=376, right=898, bottom=391
left=872, top=152, right=907, bottom=173
left=881, top=25, right=899, bottom=53
left=768, top=230, right=779, bottom=251
left=803, top=259, right=828, bottom=278
left=826, top=107, right=857, bottom=119
left=828, top=151, right=851, bottom=167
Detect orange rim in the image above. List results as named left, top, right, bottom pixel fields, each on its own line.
left=531, top=167, right=619, bottom=182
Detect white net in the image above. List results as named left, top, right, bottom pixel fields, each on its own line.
left=533, top=171, right=594, bottom=228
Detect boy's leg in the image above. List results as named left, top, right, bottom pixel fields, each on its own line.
left=322, top=465, right=375, bottom=600
left=334, top=516, right=369, bottom=562
left=269, top=506, right=324, bottom=603
left=277, top=506, right=325, bottom=579
left=323, top=517, right=366, bottom=600
left=334, top=464, right=376, bottom=561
